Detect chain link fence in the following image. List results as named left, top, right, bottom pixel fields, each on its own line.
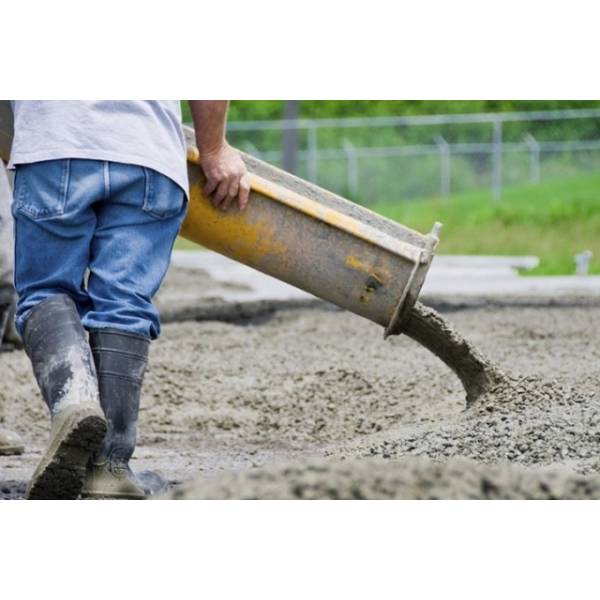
left=205, top=109, right=600, bottom=206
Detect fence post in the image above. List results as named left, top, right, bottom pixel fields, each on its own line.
left=524, top=133, right=540, bottom=184
left=435, top=135, right=451, bottom=197
left=282, top=100, right=299, bottom=174
left=492, top=119, right=503, bottom=202
left=342, top=139, right=359, bottom=197
left=307, top=125, right=318, bottom=183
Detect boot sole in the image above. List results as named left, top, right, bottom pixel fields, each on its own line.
left=26, top=409, right=107, bottom=500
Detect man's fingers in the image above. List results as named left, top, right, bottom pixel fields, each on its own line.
left=201, top=148, right=249, bottom=212
left=212, top=179, right=231, bottom=207
left=238, top=175, right=250, bottom=210
left=203, top=174, right=219, bottom=197
left=221, top=179, right=240, bottom=211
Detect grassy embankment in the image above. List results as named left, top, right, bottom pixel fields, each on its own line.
left=176, top=173, right=600, bottom=276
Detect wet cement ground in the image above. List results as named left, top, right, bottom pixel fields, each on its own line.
left=2, top=268, right=600, bottom=499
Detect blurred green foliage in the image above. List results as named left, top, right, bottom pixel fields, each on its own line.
left=375, top=172, right=600, bottom=275
left=182, top=101, right=600, bottom=160
left=182, top=100, right=600, bottom=122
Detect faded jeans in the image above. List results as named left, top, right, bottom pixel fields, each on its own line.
left=12, top=159, right=186, bottom=339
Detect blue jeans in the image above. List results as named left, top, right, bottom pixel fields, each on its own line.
left=12, top=159, right=187, bottom=339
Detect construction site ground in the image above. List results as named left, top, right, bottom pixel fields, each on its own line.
left=2, top=252, right=600, bottom=499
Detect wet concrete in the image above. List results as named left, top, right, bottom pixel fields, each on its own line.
left=162, top=456, right=600, bottom=500
left=402, top=302, right=509, bottom=405
left=2, top=275, right=600, bottom=498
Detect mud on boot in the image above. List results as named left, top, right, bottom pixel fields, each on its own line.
left=23, top=295, right=107, bottom=500
left=82, top=459, right=169, bottom=499
left=81, top=329, right=166, bottom=499
left=83, top=458, right=145, bottom=499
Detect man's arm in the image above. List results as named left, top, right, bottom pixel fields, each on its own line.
left=187, top=100, right=250, bottom=210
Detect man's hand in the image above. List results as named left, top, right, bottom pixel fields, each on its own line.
left=201, top=142, right=250, bottom=211
left=188, top=100, right=250, bottom=211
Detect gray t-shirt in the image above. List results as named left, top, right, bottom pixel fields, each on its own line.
left=9, top=100, right=188, bottom=194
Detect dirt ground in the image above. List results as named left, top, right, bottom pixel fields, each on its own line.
left=2, top=267, right=600, bottom=499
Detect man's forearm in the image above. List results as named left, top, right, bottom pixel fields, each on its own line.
left=186, top=100, right=250, bottom=211
left=188, top=100, right=229, bottom=156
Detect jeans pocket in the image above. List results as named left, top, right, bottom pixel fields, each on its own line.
left=141, top=168, right=185, bottom=220
left=14, top=159, right=70, bottom=221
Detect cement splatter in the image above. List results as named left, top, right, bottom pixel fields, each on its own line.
left=47, top=344, right=100, bottom=413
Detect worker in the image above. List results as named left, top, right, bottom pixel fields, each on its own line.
left=0, top=162, right=24, bottom=456
left=8, top=101, right=249, bottom=499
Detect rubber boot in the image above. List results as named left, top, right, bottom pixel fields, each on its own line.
left=23, top=294, right=107, bottom=500
left=82, top=329, right=167, bottom=499
left=83, top=459, right=168, bottom=499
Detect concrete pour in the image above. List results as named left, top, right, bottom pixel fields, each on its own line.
left=402, top=302, right=509, bottom=405
left=2, top=263, right=600, bottom=499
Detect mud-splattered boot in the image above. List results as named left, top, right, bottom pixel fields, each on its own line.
left=23, top=295, right=107, bottom=500
left=82, top=457, right=168, bottom=499
left=82, top=329, right=167, bottom=499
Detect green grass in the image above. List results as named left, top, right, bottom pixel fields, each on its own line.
left=370, top=173, right=600, bottom=275
left=176, top=173, right=600, bottom=276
